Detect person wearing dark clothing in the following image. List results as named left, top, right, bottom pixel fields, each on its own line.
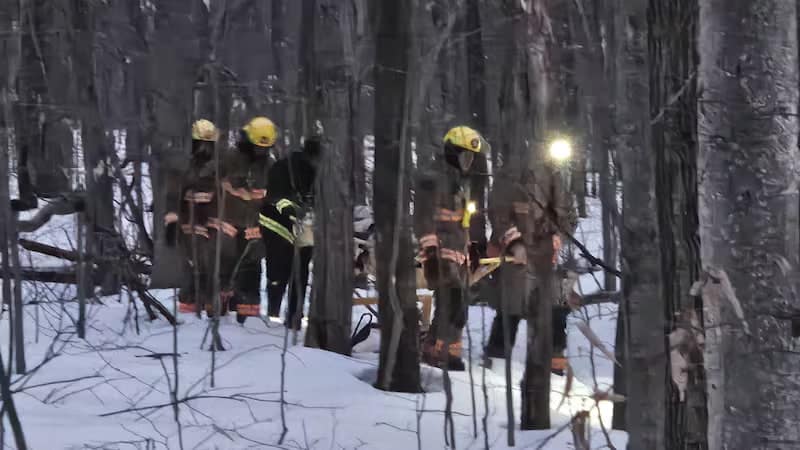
left=218, top=117, right=278, bottom=324
left=483, top=160, right=578, bottom=374
left=416, top=126, right=487, bottom=371
left=164, top=119, right=230, bottom=314
left=259, top=138, right=320, bottom=329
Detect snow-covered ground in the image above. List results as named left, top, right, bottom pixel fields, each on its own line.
left=1, top=198, right=626, bottom=449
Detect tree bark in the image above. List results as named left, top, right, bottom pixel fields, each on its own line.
left=649, top=1, right=707, bottom=448
left=305, top=0, right=355, bottom=355
left=616, top=0, right=667, bottom=448
left=374, top=0, right=421, bottom=394
left=520, top=0, right=554, bottom=431
left=698, top=0, right=800, bottom=448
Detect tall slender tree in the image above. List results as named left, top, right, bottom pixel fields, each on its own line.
left=616, top=0, right=667, bottom=447
left=374, top=0, right=421, bottom=393
left=698, top=0, right=800, bottom=448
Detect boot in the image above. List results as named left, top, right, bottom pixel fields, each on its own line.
left=551, top=350, right=567, bottom=376
left=447, top=355, right=466, bottom=372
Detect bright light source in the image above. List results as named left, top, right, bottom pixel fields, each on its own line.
left=466, top=201, right=477, bottom=214
left=548, top=138, right=572, bottom=162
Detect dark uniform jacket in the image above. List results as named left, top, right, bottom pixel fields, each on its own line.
left=259, top=151, right=316, bottom=244
left=414, top=157, right=486, bottom=288
left=488, top=164, right=577, bottom=315
left=218, top=148, right=275, bottom=238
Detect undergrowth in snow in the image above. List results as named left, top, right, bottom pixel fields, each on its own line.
left=1, top=198, right=627, bottom=449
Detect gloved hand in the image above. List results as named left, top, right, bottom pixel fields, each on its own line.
left=508, top=242, right=527, bottom=265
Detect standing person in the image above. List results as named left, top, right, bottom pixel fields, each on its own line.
left=259, top=137, right=320, bottom=329
left=416, top=126, right=487, bottom=371
left=217, top=116, right=278, bottom=324
left=483, top=162, right=577, bottom=372
left=164, top=119, right=227, bottom=314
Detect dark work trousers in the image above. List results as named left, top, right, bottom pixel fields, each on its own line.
left=232, top=234, right=264, bottom=317
left=264, top=229, right=312, bottom=328
left=486, top=305, right=571, bottom=358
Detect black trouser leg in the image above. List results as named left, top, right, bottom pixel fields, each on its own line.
left=552, top=305, right=570, bottom=355
left=265, top=232, right=294, bottom=318
left=286, top=246, right=313, bottom=330
left=235, top=237, right=264, bottom=318
left=486, top=313, right=521, bottom=358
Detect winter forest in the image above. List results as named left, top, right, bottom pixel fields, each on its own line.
left=0, top=0, right=797, bottom=449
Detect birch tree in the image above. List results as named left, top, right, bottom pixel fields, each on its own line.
left=698, top=0, right=800, bottom=448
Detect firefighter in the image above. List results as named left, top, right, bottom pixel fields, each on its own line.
left=217, top=116, right=278, bottom=324
left=483, top=154, right=577, bottom=372
left=416, top=126, right=487, bottom=371
left=164, top=119, right=228, bottom=314
left=259, top=137, right=320, bottom=329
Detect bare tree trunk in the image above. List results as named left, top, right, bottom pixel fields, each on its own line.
left=616, top=0, right=667, bottom=448
left=650, top=1, right=707, bottom=448
left=0, top=4, right=29, bottom=447
left=305, top=0, right=355, bottom=355
left=698, top=0, right=800, bottom=448
left=520, top=0, right=554, bottom=431
left=374, top=0, right=421, bottom=394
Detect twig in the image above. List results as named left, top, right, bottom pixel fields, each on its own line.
left=480, top=305, right=490, bottom=449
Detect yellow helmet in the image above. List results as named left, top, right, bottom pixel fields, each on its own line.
left=443, top=126, right=482, bottom=153
left=191, top=119, right=219, bottom=142
left=243, top=116, right=278, bottom=148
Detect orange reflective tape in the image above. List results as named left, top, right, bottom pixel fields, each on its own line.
left=180, top=224, right=210, bottom=239
left=178, top=302, right=197, bottom=313
left=435, top=208, right=463, bottom=222
left=184, top=190, right=214, bottom=203
left=552, top=235, right=562, bottom=266
left=433, top=339, right=463, bottom=358
left=222, top=181, right=253, bottom=201
left=420, top=234, right=439, bottom=248
left=245, top=227, right=262, bottom=240
left=237, top=303, right=260, bottom=316
left=250, top=189, right=267, bottom=200
left=207, top=218, right=238, bottom=237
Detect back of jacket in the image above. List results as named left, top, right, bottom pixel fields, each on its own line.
left=267, top=151, right=316, bottom=208
left=220, top=148, right=275, bottom=229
